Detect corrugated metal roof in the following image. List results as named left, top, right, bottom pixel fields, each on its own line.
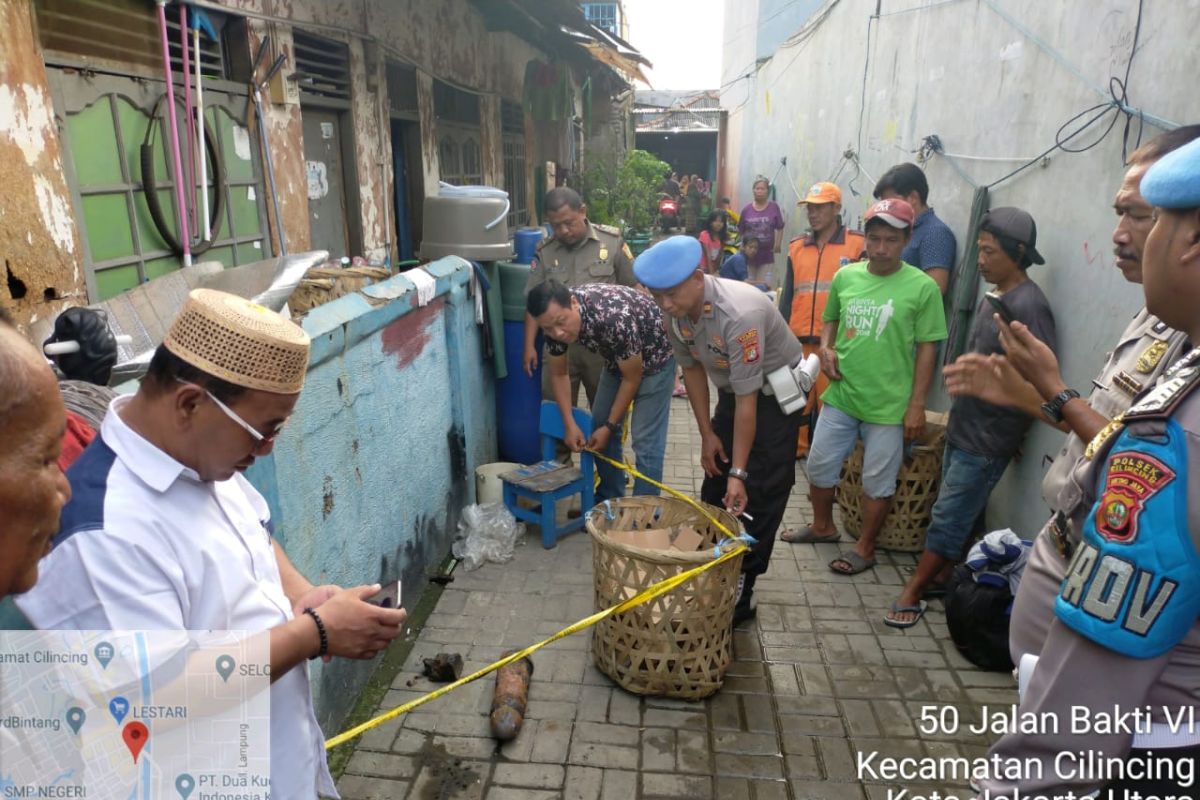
left=634, top=89, right=720, bottom=132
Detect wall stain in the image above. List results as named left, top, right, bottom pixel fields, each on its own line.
left=322, top=475, right=335, bottom=518
left=380, top=298, right=442, bottom=370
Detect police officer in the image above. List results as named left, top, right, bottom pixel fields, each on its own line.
left=635, top=235, right=804, bottom=625
left=523, top=187, right=638, bottom=412
left=975, top=135, right=1200, bottom=799
left=943, top=126, right=1200, bottom=659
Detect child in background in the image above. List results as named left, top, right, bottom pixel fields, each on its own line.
left=697, top=211, right=727, bottom=273
left=719, top=237, right=769, bottom=291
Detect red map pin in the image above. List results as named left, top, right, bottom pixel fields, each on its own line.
left=122, top=722, right=149, bottom=763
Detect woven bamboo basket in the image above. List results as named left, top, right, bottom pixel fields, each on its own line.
left=289, top=266, right=392, bottom=314
left=836, top=414, right=948, bottom=553
left=587, top=497, right=744, bottom=700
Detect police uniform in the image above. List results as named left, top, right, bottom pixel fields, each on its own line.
left=978, top=350, right=1200, bottom=797
left=667, top=274, right=805, bottom=583
left=525, top=221, right=637, bottom=408
left=1009, top=308, right=1189, bottom=663
left=981, top=134, right=1200, bottom=798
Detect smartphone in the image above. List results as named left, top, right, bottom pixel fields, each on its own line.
left=367, top=581, right=402, bottom=609
left=984, top=291, right=1016, bottom=325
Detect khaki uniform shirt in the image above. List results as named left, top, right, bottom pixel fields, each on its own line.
left=668, top=275, right=803, bottom=396
left=524, top=222, right=637, bottom=292
left=1041, top=308, right=1188, bottom=513
left=1011, top=309, right=1189, bottom=663
left=981, top=350, right=1200, bottom=798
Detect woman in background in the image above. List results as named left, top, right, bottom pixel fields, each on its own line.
left=737, top=176, right=785, bottom=287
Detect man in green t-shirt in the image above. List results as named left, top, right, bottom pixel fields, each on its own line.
left=788, top=198, right=947, bottom=575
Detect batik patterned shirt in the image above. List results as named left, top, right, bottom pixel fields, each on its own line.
left=545, top=284, right=673, bottom=376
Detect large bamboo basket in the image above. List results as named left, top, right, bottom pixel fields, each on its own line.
left=587, top=497, right=744, bottom=700
left=836, top=412, right=948, bottom=553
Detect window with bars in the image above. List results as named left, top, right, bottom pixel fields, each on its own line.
left=503, top=136, right=528, bottom=230
left=438, top=127, right=483, bottom=187
left=35, top=0, right=229, bottom=80
left=292, top=30, right=352, bottom=103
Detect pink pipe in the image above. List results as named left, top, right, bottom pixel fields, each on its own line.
left=156, top=0, right=191, bottom=264
left=180, top=2, right=196, bottom=235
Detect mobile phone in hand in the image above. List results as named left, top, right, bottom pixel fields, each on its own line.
left=366, top=581, right=401, bottom=609
left=984, top=291, right=1016, bottom=325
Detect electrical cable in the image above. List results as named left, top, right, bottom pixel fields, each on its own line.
left=848, top=12, right=876, bottom=197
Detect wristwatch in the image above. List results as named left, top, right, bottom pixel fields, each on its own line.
left=728, top=467, right=749, bottom=481
left=1040, top=388, right=1080, bottom=423
left=602, top=420, right=621, bottom=435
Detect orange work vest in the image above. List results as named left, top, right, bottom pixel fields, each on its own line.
left=785, top=225, right=865, bottom=341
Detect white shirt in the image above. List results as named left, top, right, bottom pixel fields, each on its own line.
left=16, top=396, right=338, bottom=799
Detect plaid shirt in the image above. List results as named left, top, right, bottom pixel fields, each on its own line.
left=545, top=284, right=673, bottom=376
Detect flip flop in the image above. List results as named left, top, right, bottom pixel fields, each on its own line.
left=883, top=600, right=928, bottom=629
left=829, top=550, right=876, bottom=575
left=780, top=526, right=840, bottom=544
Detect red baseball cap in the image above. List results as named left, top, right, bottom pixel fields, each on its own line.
left=864, top=198, right=915, bottom=228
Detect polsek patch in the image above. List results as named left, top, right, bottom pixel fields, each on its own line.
left=736, top=329, right=760, bottom=364
left=1095, top=451, right=1175, bottom=543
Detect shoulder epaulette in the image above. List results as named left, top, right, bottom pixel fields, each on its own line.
left=593, top=223, right=621, bottom=237
left=1123, top=350, right=1200, bottom=422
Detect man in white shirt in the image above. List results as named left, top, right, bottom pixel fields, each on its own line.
left=17, top=289, right=407, bottom=799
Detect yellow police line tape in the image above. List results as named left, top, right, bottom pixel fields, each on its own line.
left=325, top=450, right=745, bottom=750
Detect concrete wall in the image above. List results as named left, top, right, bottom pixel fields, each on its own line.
left=0, top=0, right=86, bottom=332
left=244, top=255, right=497, bottom=729
left=720, top=0, right=1195, bottom=540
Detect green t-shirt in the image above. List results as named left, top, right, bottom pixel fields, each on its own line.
left=820, top=262, right=947, bottom=424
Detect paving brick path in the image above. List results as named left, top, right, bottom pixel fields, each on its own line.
left=336, top=396, right=1012, bottom=799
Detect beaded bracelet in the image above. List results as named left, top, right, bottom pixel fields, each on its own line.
left=303, top=608, right=328, bottom=660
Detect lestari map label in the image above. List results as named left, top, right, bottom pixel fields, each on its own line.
left=0, top=631, right=270, bottom=798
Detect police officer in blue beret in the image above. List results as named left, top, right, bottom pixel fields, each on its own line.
left=978, top=135, right=1200, bottom=798
left=636, top=235, right=805, bottom=624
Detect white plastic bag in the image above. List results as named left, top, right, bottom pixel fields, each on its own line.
left=451, top=503, right=525, bottom=571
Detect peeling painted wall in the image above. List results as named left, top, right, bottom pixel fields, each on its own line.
left=0, top=0, right=85, bottom=330
left=348, top=38, right=391, bottom=262
left=720, top=0, right=1196, bottom=543
left=247, top=21, right=312, bottom=255
left=243, top=256, right=497, bottom=730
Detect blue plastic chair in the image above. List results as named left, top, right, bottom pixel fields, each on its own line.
left=501, top=402, right=596, bottom=548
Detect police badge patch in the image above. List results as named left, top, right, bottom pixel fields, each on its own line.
left=1094, top=451, right=1176, bottom=543
left=736, top=329, right=760, bottom=364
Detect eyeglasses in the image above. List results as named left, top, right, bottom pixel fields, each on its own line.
left=177, top=380, right=285, bottom=445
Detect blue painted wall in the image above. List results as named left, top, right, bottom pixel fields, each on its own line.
left=242, top=255, right=496, bottom=731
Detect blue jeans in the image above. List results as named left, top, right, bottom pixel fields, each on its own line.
left=592, top=359, right=675, bottom=500
left=923, top=444, right=1011, bottom=560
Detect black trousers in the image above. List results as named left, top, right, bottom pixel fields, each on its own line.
left=700, top=390, right=804, bottom=578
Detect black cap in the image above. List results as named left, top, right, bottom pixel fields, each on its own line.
left=980, top=207, right=1045, bottom=265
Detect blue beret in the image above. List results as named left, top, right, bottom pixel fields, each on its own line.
left=1142, top=137, right=1200, bottom=209
left=633, top=235, right=702, bottom=289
